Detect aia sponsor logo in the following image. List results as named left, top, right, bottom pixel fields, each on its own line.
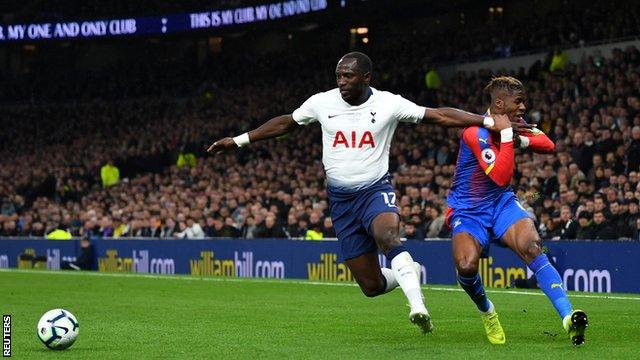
left=332, top=131, right=375, bottom=148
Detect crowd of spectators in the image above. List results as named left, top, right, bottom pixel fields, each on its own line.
left=1, top=29, right=640, bottom=241
left=409, top=0, right=640, bottom=64
left=3, top=0, right=640, bottom=105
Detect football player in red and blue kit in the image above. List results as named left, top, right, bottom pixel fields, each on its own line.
left=446, top=76, right=588, bottom=346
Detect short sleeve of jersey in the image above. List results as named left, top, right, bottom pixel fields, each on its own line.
left=292, top=94, right=321, bottom=125
left=392, top=94, right=426, bottom=124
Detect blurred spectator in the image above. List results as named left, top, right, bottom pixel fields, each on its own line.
left=425, top=66, right=441, bottom=90
left=556, top=205, right=578, bottom=240
left=161, top=218, right=177, bottom=238
left=425, top=207, right=445, bottom=238
left=254, top=214, right=285, bottom=238
left=176, top=151, right=197, bottom=169
left=100, top=160, right=120, bottom=188
left=294, top=218, right=309, bottom=239
left=1, top=220, right=18, bottom=236
left=46, top=228, right=72, bottom=240
left=549, top=48, right=568, bottom=73
left=585, top=211, right=619, bottom=240
left=575, top=212, right=592, bottom=239
left=148, top=217, right=162, bottom=238
left=284, top=214, right=301, bottom=237
left=1, top=197, right=16, bottom=216
left=629, top=126, right=640, bottom=172
left=322, top=217, right=336, bottom=238
left=62, top=237, right=94, bottom=270
left=175, top=218, right=205, bottom=239
left=403, top=222, right=425, bottom=240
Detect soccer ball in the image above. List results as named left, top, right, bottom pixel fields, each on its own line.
left=37, top=309, right=79, bottom=350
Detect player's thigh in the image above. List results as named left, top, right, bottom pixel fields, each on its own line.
left=449, top=210, right=490, bottom=274
left=345, top=251, right=384, bottom=294
left=493, top=196, right=541, bottom=263
left=500, top=217, right=542, bottom=264
left=360, top=182, right=401, bottom=255
left=370, top=212, right=402, bottom=254
left=452, top=232, right=483, bottom=276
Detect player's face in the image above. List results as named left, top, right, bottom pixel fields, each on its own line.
left=335, top=58, right=370, bottom=104
left=503, top=90, right=527, bottom=121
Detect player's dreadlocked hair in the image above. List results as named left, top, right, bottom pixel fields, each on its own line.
left=484, top=76, right=524, bottom=100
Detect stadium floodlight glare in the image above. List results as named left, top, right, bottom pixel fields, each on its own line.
left=362, top=37, right=369, bottom=44
left=356, top=27, right=369, bottom=35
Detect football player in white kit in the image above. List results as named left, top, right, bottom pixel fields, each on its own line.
left=207, top=52, right=511, bottom=334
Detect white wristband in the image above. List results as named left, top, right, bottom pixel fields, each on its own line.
left=232, top=132, right=250, bottom=147
left=483, top=116, right=494, bottom=128
left=500, top=128, right=514, bottom=143
left=519, top=135, right=530, bottom=149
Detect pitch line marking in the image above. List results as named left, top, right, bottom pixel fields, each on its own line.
left=2, top=268, right=639, bottom=301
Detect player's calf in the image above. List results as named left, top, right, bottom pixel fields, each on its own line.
left=528, top=253, right=573, bottom=320
left=346, top=252, right=392, bottom=298
left=457, top=273, right=491, bottom=312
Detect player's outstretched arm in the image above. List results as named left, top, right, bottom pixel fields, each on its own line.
left=423, top=108, right=515, bottom=131
left=206, top=114, right=299, bottom=154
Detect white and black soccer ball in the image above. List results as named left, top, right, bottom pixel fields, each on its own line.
left=37, top=309, right=79, bottom=350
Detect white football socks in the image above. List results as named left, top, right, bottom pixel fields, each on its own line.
left=381, top=267, right=399, bottom=293
left=391, top=251, right=427, bottom=313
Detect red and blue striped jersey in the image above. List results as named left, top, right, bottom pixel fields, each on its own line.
left=447, top=126, right=515, bottom=210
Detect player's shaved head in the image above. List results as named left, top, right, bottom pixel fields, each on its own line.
left=336, top=52, right=373, bottom=105
left=484, top=76, right=524, bottom=100
left=339, top=52, right=373, bottom=75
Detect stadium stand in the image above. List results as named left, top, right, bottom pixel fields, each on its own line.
left=0, top=1, right=639, bottom=241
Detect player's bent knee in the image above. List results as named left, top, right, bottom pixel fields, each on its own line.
left=522, top=239, right=543, bottom=262
left=379, top=238, right=402, bottom=254
left=362, top=288, right=384, bottom=298
left=374, top=228, right=401, bottom=254
left=455, top=258, right=479, bottom=276
left=359, top=279, right=385, bottom=297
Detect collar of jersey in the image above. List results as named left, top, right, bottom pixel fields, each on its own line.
left=338, top=87, right=377, bottom=108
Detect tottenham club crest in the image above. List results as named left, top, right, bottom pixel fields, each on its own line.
left=481, top=148, right=496, bottom=163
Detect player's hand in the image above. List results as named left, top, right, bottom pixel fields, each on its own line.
left=513, top=132, right=522, bottom=148
left=206, top=137, right=236, bottom=154
left=490, top=114, right=512, bottom=131
left=512, top=121, right=535, bottom=133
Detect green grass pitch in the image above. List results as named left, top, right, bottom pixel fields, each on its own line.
left=1, top=270, right=639, bottom=359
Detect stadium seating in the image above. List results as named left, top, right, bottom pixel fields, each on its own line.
left=1, top=4, right=639, bottom=241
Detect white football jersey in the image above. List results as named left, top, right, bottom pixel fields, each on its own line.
left=292, top=87, right=425, bottom=190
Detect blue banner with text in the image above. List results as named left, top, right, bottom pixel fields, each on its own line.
left=0, top=0, right=328, bottom=42
left=0, top=238, right=637, bottom=293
